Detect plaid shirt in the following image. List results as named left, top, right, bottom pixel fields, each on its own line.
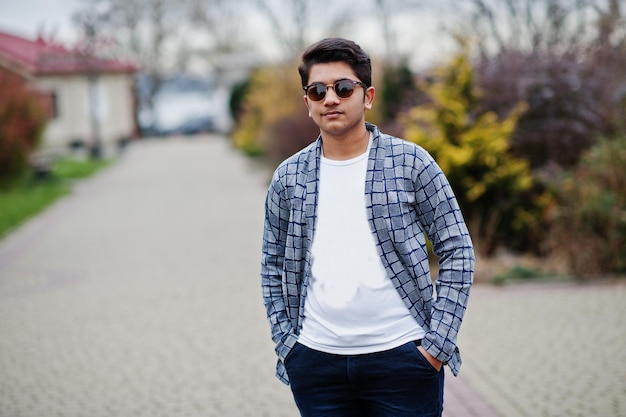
left=261, top=123, right=475, bottom=385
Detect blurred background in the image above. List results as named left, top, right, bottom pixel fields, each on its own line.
left=1, top=2, right=625, bottom=417
left=1, top=0, right=625, bottom=280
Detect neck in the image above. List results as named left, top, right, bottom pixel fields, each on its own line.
left=321, top=125, right=370, bottom=160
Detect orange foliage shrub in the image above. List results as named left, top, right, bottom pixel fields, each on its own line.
left=0, top=69, right=49, bottom=186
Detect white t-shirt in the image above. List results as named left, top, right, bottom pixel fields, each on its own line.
left=298, top=136, right=424, bottom=354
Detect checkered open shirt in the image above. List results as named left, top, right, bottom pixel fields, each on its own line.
left=261, top=123, right=475, bottom=385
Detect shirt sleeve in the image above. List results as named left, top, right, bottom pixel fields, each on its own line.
left=260, top=171, right=295, bottom=362
left=413, top=151, right=475, bottom=366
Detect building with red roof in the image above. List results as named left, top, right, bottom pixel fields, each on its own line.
left=0, top=30, right=139, bottom=155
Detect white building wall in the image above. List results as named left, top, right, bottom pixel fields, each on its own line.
left=36, top=72, right=135, bottom=154
left=101, top=74, right=135, bottom=143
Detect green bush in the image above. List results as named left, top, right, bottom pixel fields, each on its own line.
left=549, top=134, right=626, bottom=275
left=380, top=61, right=418, bottom=123
left=229, top=78, right=252, bottom=124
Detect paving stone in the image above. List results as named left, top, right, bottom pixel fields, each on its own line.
left=1, top=135, right=623, bottom=416
left=458, top=283, right=626, bottom=417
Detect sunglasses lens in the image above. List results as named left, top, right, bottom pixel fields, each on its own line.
left=305, top=80, right=362, bottom=101
left=307, top=84, right=327, bottom=101
left=334, top=80, right=356, bottom=98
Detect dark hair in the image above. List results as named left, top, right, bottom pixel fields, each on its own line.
left=298, top=38, right=372, bottom=88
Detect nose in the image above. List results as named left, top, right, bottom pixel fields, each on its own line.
left=323, top=87, right=341, bottom=104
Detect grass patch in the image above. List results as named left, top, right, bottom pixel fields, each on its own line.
left=0, top=158, right=111, bottom=238
left=52, top=158, right=111, bottom=180
left=492, top=265, right=570, bottom=285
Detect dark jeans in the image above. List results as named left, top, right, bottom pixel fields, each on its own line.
left=284, top=341, right=445, bottom=417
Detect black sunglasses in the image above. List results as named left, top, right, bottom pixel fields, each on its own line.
left=303, top=79, right=367, bottom=101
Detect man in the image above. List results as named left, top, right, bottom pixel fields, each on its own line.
left=261, top=38, right=475, bottom=417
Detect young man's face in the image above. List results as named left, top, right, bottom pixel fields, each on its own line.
left=303, top=61, right=375, bottom=139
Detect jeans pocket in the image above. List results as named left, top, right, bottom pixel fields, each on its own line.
left=412, top=342, right=440, bottom=374
left=284, top=342, right=305, bottom=368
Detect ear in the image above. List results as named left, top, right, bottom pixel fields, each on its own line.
left=303, top=95, right=312, bottom=117
left=364, top=86, right=375, bottom=110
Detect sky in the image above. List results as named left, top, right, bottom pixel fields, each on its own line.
left=0, top=0, right=82, bottom=43
left=0, top=0, right=457, bottom=72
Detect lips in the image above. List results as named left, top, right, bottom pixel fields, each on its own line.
left=323, top=111, right=343, bottom=118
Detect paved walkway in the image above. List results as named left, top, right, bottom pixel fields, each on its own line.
left=0, top=135, right=624, bottom=417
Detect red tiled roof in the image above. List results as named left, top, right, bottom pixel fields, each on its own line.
left=0, top=31, right=138, bottom=76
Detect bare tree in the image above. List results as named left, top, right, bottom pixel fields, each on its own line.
left=251, top=0, right=373, bottom=61
left=449, top=0, right=625, bottom=57
left=75, top=0, right=192, bottom=113
left=453, top=0, right=626, bottom=169
left=372, top=0, right=425, bottom=62
left=187, top=0, right=250, bottom=54
left=591, top=0, right=625, bottom=49
left=255, top=0, right=312, bottom=59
